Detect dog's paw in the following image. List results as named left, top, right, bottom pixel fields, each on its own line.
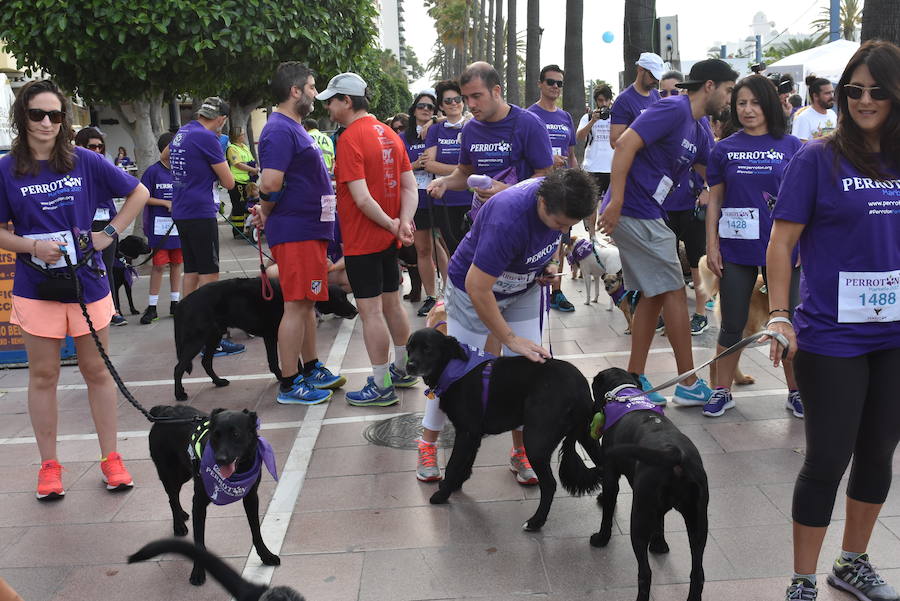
left=595, top=492, right=604, bottom=504
left=584, top=301, right=591, bottom=306
left=189, top=569, right=206, bottom=586
left=174, top=523, right=188, bottom=537
left=649, top=537, right=670, bottom=554
left=213, top=378, right=230, bottom=388
left=130, top=309, right=140, bottom=315
left=429, top=490, right=450, bottom=504
left=259, top=552, right=280, bottom=566
left=522, top=517, right=545, bottom=532
left=589, top=529, right=612, bottom=548
left=734, top=373, right=755, bottom=385
left=175, top=390, right=188, bottom=402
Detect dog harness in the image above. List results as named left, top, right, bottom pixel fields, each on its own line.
left=425, top=343, right=496, bottom=412
left=566, top=238, right=595, bottom=268
left=188, top=419, right=279, bottom=506
left=590, top=385, right=664, bottom=439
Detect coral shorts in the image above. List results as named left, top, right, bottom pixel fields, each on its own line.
left=271, top=240, right=329, bottom=302
left=10, top=293, right=115, bottom=339
left=152, top=248, right=184, bottom=266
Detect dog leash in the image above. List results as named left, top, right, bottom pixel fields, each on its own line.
left=134, top=220, right=177, bottom=267
left=247, top=206, right=275, bottom=301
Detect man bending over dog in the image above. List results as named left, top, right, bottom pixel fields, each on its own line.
left=257, top=62, right=346, bottom=405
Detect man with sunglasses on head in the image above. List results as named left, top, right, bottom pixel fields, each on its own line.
left=609, top=52, right=665, bottom=149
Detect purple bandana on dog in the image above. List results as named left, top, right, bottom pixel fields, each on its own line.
left=567, top=238, right=595, bottom=268
left=195, top=423, right=278, bottom=506
left=603, top=386, right=664, bottom=433
left=425, top=343, right=496, bottom=399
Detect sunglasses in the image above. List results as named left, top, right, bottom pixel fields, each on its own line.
left=27, top=109, right=65, bottom=124
left=659, top=89, right=681, bottom=97
left=542, top=78, right=564, bottom=88
left=86, top=143, right=105, bottom=151
left=443, top=96, right=464, bottom=105
left=843, top=84, right=890, bottom=101
left=415, top=103, right=435, bottom=111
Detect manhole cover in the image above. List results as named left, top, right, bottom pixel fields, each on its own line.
left=364, top=412, right=456, bottom=449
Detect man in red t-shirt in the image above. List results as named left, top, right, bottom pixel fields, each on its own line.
left=318, top=72, right=418, bottom=407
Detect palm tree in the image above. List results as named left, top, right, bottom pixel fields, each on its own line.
left=862, top=0, right=900, bottom=45
left=494, top=0, right=505, bottom=87
left=563, top=0, right=585, bottom=135
left=764, top=36, right=823, bottom=62
left=487, top=0, right=495, bottom=65
left=810, top=0, right=863, bottom=43
left=623, top=0, right=656, bottom=86
left=525, top=0, right=541, bottom=104
left=506, top=0, right=520, bottom=105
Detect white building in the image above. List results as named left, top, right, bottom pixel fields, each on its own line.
left=374, top=0, right=404, bottom=62
left=707, top=11, right=806, bottom=59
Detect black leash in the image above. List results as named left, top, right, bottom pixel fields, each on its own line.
left=134, top=220, right=177, bottom=267
left=217, top=206, right=274, bottom=262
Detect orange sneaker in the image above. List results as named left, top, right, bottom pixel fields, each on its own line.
left=100, top=452, right=134, bottom=491
left=416, top=439, right=441, bottom=482
left=36, top=459, right=65, bottom=501
left=509, top=446, right=538, bottom=485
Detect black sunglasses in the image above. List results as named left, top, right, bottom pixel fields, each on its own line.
left=27, top=109, right=65, bottom=124
left=86, top=143, right=105, bottom=151
left=443, top=96, right=464, bottom=105
left=542, top=78, right=564, bottom=88
left=659, top=89, right=681, bottom=97
left=843, top=84, right=890, bottom=101
left=415, top=103, right=435, bottom=111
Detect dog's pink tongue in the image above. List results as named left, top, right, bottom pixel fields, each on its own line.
left=217, top=461, right=236, bottom=479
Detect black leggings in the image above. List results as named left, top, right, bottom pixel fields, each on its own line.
left=717, top=262, right=800, bottom=347
left=792, top=347, right=900, bottom=527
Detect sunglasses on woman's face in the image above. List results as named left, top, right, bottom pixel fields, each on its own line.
left=87, top=143, right=105, bottom=151
left=443, top=96, right=464, bottom=105
left=415, top=103, right=435, bottom=111
left=843, top=84, right=890, bottom=101
left=659, top=89, right=681, bottom=97
left=27, top=109, right=65, bottom=124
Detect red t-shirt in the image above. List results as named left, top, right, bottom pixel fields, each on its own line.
left=335, top=115, right=412, bottom=256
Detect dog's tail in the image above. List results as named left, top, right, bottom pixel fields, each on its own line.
left=605, top=444, right=683, bottom=468
left=172, top=307, right=192, bottom=374
left=557, top=431, right=603, bottom=496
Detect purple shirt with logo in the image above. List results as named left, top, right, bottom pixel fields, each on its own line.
left=773, top=141, right=900, bottom=357
left=458, top=104, right=553, bottom=181
left=258, top=112, right=335, bottom=247
left=448, top=178, right=561, bottom=299
left=404, top=134, right=431, bottom=210
left=610, top=85, right=661, bottom=126
left=424, top=121, right=470, bottom=207
left=708, top=131, right=802, bottom=266
left=527, top=104, right=577, bottom=158
left=141, top=161, right=181, bottom=250
left=0, top=147, right=138, bottom=303
left=170, top=120, right=226, bottom=220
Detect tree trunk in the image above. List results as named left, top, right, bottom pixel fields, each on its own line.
left=623, top=0, right=656, bottom=86
left=495, top=0, right=505, bottom=88
left=112, top=95, right=164, bottom=238
left=506, top=0, right=519, bottom=105
left=861, top=0, right=900, bottom=45
left=463, top=1, right=470, bottom=69
left=478, top=0, right=486, bottom=60
left=564, top=0, right=586, bottom=161
left=488, top=0, right=495, bottom=65
left=525, top=0, right=541, bottom=105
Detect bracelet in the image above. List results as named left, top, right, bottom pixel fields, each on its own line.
left=768, top=308, right=790, bottom=316
left=766, top=316, right=792, bottom=327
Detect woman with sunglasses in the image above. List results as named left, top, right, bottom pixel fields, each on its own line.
left=405, top=91, right=446, bottom=317
left=74, top=127, right=127, bottom=326
left=766, top=41, right=900, bottom=601
left=0, top=80, right=149, bottom=501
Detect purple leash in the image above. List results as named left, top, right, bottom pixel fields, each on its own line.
left=539, top=284, right=554, bottom=358
left=481, top=360, right=494, bottom=413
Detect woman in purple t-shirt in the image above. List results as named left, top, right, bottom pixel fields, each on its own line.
left=767, top=42, right=900, bottom=601
left=0, top=81, right=149, bottom=502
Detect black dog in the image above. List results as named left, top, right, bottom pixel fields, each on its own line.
left=405, top=328, right=603, bottom=531
left=129, top=539, right=304, bottom=601
left=590, top=368, right=710, bottom=601
left=173, top=277, right=356, bottom=400
left=113, top=234, right=151, bottom=316
left=147, top=405, right=280, bottom=586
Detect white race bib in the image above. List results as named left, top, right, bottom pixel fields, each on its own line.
left=414, top=169, right=433, bottom=190
left=652, top=175, right=674, bottom=205
left=837, top=270, right=900, bottom=323
left=320, top=194, right=336, bottom=222
left=718, top=207, right=760, bottom=240
left=552, top=147, right=563, bottom=156
left=24, top=231, right=77, bottom=269
left=154, top=216, right=178, bottom=237
left=492, top=271, right=535, bottom=295
left=93, top=208, right=110, bottom=221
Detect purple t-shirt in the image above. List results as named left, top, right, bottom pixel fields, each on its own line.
left=170, top=120, right=226, bottom=220
left=0, top=147, right=138, bottom=303
left=258, top=112, right=334, bottom=247
left=708, top=131, right=802, bottom=266
left=424, top=121, right=470, bottom=207
left=773, top=141, right=900, bottom=357
left=527, top=104, right=577, bottom=158
left=141, top=161, right=181, bottom=250
left=448, top=178, right=561, bottom=299
left=458, top=104, right=553, bottom=181
left=610, top=85, right=661, bottom=126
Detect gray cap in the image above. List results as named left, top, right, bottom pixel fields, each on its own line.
left=198, top=97, right=229, bottom=119
left=315, top=72, right=368, bottom=101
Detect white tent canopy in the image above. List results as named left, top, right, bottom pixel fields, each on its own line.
left=769, top=39, right=860, bottom=96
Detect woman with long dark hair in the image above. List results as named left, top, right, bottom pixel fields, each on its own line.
left=767, top=41, right=900, bottom=601
left=0, top=80, right=149, bottom=501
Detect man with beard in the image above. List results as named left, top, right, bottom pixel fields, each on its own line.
left=792, top=76, right=837, bottom=142
left=257, top=62, right=345, bottom=405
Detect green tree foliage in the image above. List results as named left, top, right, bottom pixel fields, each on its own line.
left=402, top=44, right=426, bottom=83
left=359, top=49, right=414, bottom=120
left=764, top=36, right=823, bottom=62
left=810, top=0, right=862, bottom=43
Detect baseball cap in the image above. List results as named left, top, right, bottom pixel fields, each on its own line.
left=197, top=97, right=229, bottom=119
left=315, top=73, right=368, bottom=101
left=676, top=59, right=740, bottom=89
left=635, top=53, right=666, bottom=81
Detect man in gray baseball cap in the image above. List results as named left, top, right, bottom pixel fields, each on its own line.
left=315, top=73, right=369, bottom=101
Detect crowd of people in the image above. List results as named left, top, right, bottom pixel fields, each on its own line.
left=0, top=37, right=897, bottom=601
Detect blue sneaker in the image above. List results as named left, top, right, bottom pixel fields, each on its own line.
left=276, top=375, right=333, bottom=405
left=346, top=376, right=398, bottom=407
left=202, top=338, right=246, bottom=358
left=306, top=361, right=346, bottom=390
left=673, top=378, right=714, bottom=407
left=389, top=363, right=419, bottom=388
left=638, top=374, right=667, bottom=405
left=549, top=290, right=575, bottom=312
left=705, top=298, right=716, bottom=311
left=702, top=387, right=734, bottom=417
left=786, top=390, right=804, bottom=418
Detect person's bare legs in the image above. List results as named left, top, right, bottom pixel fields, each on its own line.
left=278, top=300, right=314, bottom=377
left=73, top=328, right=119, bottom=457
left=382, top=289, right=411, bottom=347
left=842, top=497, right=883, bottom=553
left=23, top=332, right=63, bottom=462
left=414, top=229, right=436, bottom=298
left=713, top=345, right=743, bottom=389
left=793, top=522, right=829, bottom=575
left=148, top=265, right=164, bottom=297
left=169, top=263, right=183, bottom=295
left=301, top=307, right=317, bottom=364
left=183, top=272, right=219, bottom=297
left=355, top=296, right=391, bottom=365
left=629, top=288, right=699, bottom=385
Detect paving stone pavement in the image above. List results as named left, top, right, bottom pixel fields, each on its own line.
left=0, top=222, right=898, bottom=601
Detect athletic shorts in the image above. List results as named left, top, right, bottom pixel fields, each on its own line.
left=10, top=293, right=114, bottom=339
left=152, top=248, right=184, bottom=267
left=174, top=218, right=219, bottom=275
left=444, top=279, right=542, bottom=348
left=271, top=239, right=330, bottom=302
left=665, top=209, right=706, bottom=268
left=413, top=206, right=433, bottom=230
left=611, top=216, right=685, bottom=297
left=344, top=244, right=401, bottom=299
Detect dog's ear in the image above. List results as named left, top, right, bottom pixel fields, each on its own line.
left=210, top=408, right=226, bottom=417
left=246, top=410, right=259, bottom=432
left=444, top=335, right=467, bottom=360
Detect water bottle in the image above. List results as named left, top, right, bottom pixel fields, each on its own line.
left=467, top=174, right=493, bottom=190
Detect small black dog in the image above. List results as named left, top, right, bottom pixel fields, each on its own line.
left=147, top=405, right=280, bottom=586
left=590, top=368, right=710, bottom=601
left=113, top=234, right=151, bottom=316
left=129, top=539, right=304, bottom=601
left=405, top=328, right=603, bottom=531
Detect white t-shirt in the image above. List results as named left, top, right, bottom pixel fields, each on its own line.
left=792, top=107, right=837, bottom=141
left=578, top=113, right=614, bottom=173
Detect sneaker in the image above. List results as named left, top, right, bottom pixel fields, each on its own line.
left=389, top=363, right=419, bottom=388
left=702, top=388, right=735, bottom=417
left=305, top=361, right=347, bottom=390
left=690, top=313, right=709, bottom=336
left=100, top=452, right=134, bottom=491
left=417, top=296, right=437, bottom=317
left=638, top=374, right=667, bottom=405
left=111, top=314, right=128, bottom=326
left=674, top=378, right=714, bottom=407
left=549, top=290, right=575, bottom=312
left=169, top=300, right=179, bottom=316
left=509, top=447, right=538, bottom=485
left=656, top=316, right=665, bottom=333
left=139, top=305, right=158, bottom=325
left=416, top=439, right=442, bottom=482
left=705, top=298, right=716, bottom=311
left=786, top=578, right=818, bottom=600
left=346, top=376, right=398, bottom=407
left=276, top=375, right=333, bottom=405
left=828, top=553, right=899, bottom=601
left=786, top=390, right=804, bottom=418
left=36, top=460, right=65, bottom=501
left=203, top=338, right=246, bottom=358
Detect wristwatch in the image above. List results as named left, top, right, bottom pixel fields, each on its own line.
left=102, top=223, right=118, bottom=237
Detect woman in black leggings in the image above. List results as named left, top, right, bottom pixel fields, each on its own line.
left=767, top=41, right=900, bottom=601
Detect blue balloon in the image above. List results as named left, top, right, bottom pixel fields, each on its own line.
left=602, top=31, right=614, bottom=43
